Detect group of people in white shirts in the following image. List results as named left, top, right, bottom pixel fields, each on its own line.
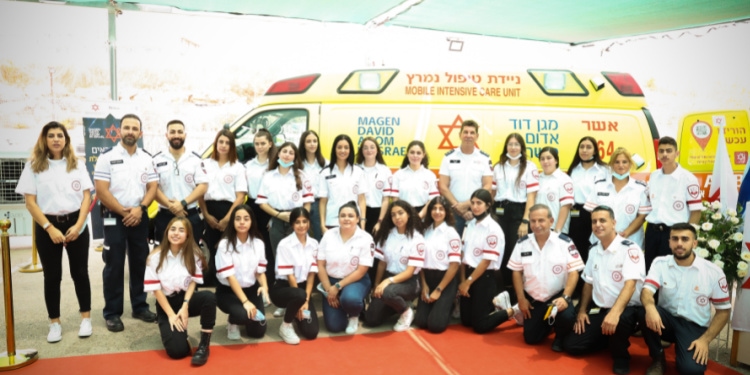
left=17, top=117, right=729, bottom=374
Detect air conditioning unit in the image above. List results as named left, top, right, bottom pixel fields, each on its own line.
left=0, top=158, right=33, bottom=236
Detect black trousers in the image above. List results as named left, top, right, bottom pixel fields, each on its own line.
left=644, top=223, right=672, bottom=272
left=35, top=214, right=91, bottom=319
left=156, top=290, right=216, bottom=359
left=521, top=291, right=576, bottom=345
left=568, top=203, right=592, bottom=263
left=269, top=280, right=319, bottom=340
left=154, top=207, right=204, bottom=246
left=459, top=267, right=510, bottom=334
left=557, top=305, right=639, bottom=359
left=215, top=284, right=267, bottom=338
left=493, top=200, right=526, bottom=299
left=415, top=269, right=458, bottom=333
left=638, top=306, right=709, bottom=375
left=364, top=273, right=420, bottom=327
left=202, top=200, right=233, bottom=286
left=248, top=200, right=274, bottom=284
left=365, top=206, right=381, bottom=288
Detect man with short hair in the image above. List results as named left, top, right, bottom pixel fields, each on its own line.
left=507, top=204, right=584, bottom=348
left=639, top=223, right=731, bottom=375
left=94, top=114, right=158, bottom=332
left=644, top=137, right=701, bottom=270
left=438, top=119, right=493, bottom=236
left=152, top=120, right=208, bottom=244
left=555, top=206, right=645, bottom=375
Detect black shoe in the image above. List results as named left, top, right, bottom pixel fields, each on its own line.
left=132, top=309, right=157, bottom=323
left=106, top=316, right=124, bottom=332
left=551, top=337, right=564, bottom=352
left=612, top=357, right=630, bottom=375
left=645, top=355, right=666, bottom=375
left=191, top=332, right=211, bottom=366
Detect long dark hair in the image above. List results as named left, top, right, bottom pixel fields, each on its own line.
left=268, top=142, right=304, bottom=190
left=152, top=216, right=206, bottom=276
left=567, top=136, right=606, bottom=175
left=210, top=129, right=238, bottom=165
left=373, top=200, right=423, bottom=247
left=539, top=146, right=560, bottom=170
left=222, top=204, right=263, bottom=253
left=31, top=121, right=78, bottom=173
left=495, top=133, right=528, bottom=188
left=254, top=128, right=277, bottom=167
left=297, top=130, right=326, bottom=168
left=422, top=196, right=456, bottom=229
left=327, top=134, right=355, bottom=174
left=290, top=206, right=311, bottom=224
left=470, top=188, right=497, bottom=222
left=400, top=140, right=429, bottom=169
left=355, top=136, right=386, bottom=165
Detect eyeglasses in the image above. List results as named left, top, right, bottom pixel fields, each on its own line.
left=173, top=162, right=180, bottom=176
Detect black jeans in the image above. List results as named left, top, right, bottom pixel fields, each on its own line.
left=269, top=280, right=319, bottom=340
left=364, top=273, right=420, bottom=327
left=156, top=290, right=216, bottom=359
left=35, top=214, right=91, bottom=319
left=414, top=269, right=458, bottom=333
left=216, top=284, right=267, bottom=338
left=638, top=305, right=709, bottom=375
left=203, top=200, right=233, bottom=286
left=521, top=291, right=576, bottom=344
left=459, top=267, right=510, bottom=334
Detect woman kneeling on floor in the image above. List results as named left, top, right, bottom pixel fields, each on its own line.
left=215, top=204, right=270, bottom=340
left=144, top=216, right=216, bottom=366
left=363, top=200, right=424, bottom=332
left=269, top=207, right=320, bottom=344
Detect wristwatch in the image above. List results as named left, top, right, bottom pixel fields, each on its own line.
left=180, top=199, right=188, bottom=209
left=436, top=286, right=443, bottom=292
left=562, top=294, right=572, bottom=304
left=521, top=218, right=529, bottom=224
left=467, top=276, right=473, bottom=282
left=334, top=282, right=342, bottom=290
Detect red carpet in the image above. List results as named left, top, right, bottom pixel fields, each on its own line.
left=11, top=323, right=741, bottom=375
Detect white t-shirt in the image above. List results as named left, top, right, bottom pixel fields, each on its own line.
left=438, top=148, right=492, bottom=203
left=216, top=237, right=267, bottom=288
left=536, top=168, right=574, bottom=233
left=374, top=229, right=425, bottom=275
left=275, top=233, right=319, bottom=281
left=582, top=236, right=646, bottom=308
left=153, top=150, right=209, bottom=209
left=317, top=227, right=374, bottom=279
left=144, top=250, right=204, bottom=296
left=492, top=160, right=540, bottom=203
left=202, top=158, right=248, bottom=202
left=423, top=222, right=462, bottom=271
left=461, top=216, right=505, bottom=270
left=16, top=158, right=93, bottom=215
left=390, top=166, right=439, bottom=207
left=318, top=164, right=369, bottom=227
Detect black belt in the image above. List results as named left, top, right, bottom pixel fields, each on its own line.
left=648, top=222, right=671, bottom=232
left=496, top=200, right=525, bottom=208
left=45, top=212, right=77, bottom=223
left=160, top=207, right=200, bottom=216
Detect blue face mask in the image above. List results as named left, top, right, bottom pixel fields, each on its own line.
left=612, top=171, right=630, bottom=180
left=278, top=158, right=294, bottom=168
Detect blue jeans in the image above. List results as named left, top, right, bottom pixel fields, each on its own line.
left=321, top=274, right=371, bottom=333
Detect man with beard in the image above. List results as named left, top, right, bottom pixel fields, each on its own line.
left=152, top=120, right=208, bottom=244
left=638, top=223, right=731, bottom=375
left=554, top=206, right=645, bottom=375
left=94, top=114, right=159, bottom=331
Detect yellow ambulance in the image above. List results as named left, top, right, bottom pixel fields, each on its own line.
left=213, top=68, right=661, bottom=178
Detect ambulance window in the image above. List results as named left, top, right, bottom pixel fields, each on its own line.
left=528, top=70, right=588, bottom=96
left=233, top=109, right=308, bottom=163
left=338, top=69, right=399, bottom=94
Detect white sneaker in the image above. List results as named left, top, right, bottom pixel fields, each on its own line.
left=512, top=304, right=524, bottom=326
left=492, top=291, right=511, bottom=311
left=78, top=318, right=92, bottom=337
left=394, top=307, right=414, bottom=332
left=345, top=317, right=359, bottom=334
left=279, top=322, right=300, bottom=345
left=47, top=322, right=62, bottom=343
left=273, top=307, right=286, bottom=317
left=227, top=323, right=240, bottom=340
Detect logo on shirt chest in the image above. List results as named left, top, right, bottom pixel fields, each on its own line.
left=71, top=180, right=81, bottom=191
left=400, top=256, right=408, bottom=265
left=473, top=248, right=482, bottom=257
left=185, top=173, right=194, bottom=184
left=292, top=192, right=300, bottom=202
left=140, top=173, right=148, bottom=184
left=625, top=204, right=635, bottom=214
left=612, top=271, right=623, bottom=282
left=223, top=174, right=234, bottom=184
left=547, top=193, right=556, bottom=202
left=435, top=250, right=446, bottom=260
left=552, top=264, right=564, bottom=274
left=376, top=180, right=384, bottom=190
left=673, top=201, right=684, bottom=211
left=696, top=295, right=709, bottom=306
left=350, top=256, right=359, bottom=266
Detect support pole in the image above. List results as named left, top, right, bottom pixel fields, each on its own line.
left=0, top=219, right=38, bottom=370
left=108, top=5, right=118, bottom=101
left=19, top=229, right=42, bottom=273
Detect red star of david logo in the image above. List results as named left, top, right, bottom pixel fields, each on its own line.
left=438, top=115, right=464, bottom=150
left=92, top=104, right=99, bottom=111
left=105, top=124, right=121, bottom=143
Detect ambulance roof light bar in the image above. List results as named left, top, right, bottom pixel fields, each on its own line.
left=602, top=72, right=644, bottom=96
left=265, top=74, right=320, bottom=95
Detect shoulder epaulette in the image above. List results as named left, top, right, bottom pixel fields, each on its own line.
left=558, top=233, right=572, bottom=243
left=191, top=151, right=201, bottom=158
left=100, top=147, right=113, bottom=154
left=635, top=180, right=647, bottom=187
left=621, top=239, right=635, bottom=246
left=594, top=178, right=606, bottom=184
left=589, top=241, right=599, bottom=250
left=444, top=149, right=455, bottom=156
left=141, top=149, right=153, bottom=157
left=152, top=151, right=162, bottom=158
left=479, top=150, right=490, bottom=158
left=517, top=234, right=529, bottom=243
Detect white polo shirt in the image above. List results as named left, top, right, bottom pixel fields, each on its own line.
left=438, top=148, right=493, bottom=203
left=301, top=158, right=328, bottom=198
left=144, top=250, right=204, bottom=296
left=645, top=165, right=702, bottom=226
left=359, top=163, right=392, bottom=207
left=644, top=255, right=731, bottom=327
left=584, top=177, right=651, bottom=247
left=582, top=235, right=646, bottom=308
left=462, top=216, right=505, bottom=270
left=570, top=163, right=611, bottom=204
left=16, top=158, right=93, bottom=215
left=152, top=150, right=209, bottom=210
left=256, top=168, right=314, bottom=210
left=390, top=166, right=439, bottom=207
left=275, top=233, right=319, bottom=281
left=507, top=231, right=585, bottom=302
left=216, top=237, right=267, bottom=288
left=317, top=227, right=374, bottom=279
left=94, top=143, right=158, bottom=208
left=202, top=159, right=248, bottom=202
left=492, top=160, right=540, bottom=203
left=318, top=164, right=369, bottom=227
left=374, top=229, right=425, bottom=275
left=245, top=157, right=269, bottom=200
left=423, top=222, right=462, bottom=271
left=536, top=168, right=575, bottom=233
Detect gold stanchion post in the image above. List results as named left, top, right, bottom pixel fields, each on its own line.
left=19, top=229, right=42, bottom=273
left=0, top=219, right=38, bottom=370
